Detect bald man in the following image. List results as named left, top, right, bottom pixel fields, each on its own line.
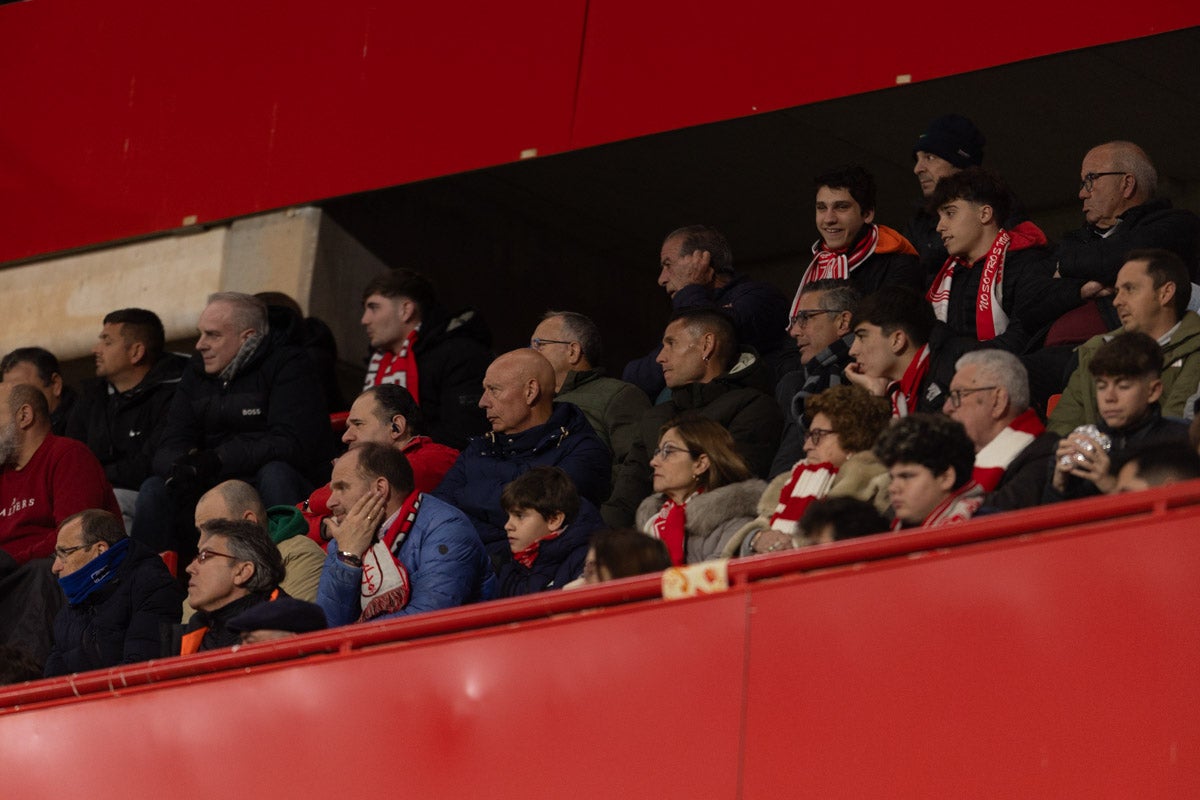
left=432, top=349, right=611, bottom=563
left=194, top=480, right=325, bottom=602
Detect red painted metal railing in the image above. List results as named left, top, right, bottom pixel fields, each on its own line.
left=2, top=483, right=1198, bottom=797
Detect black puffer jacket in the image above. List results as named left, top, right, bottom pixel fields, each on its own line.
left=65, top=354, right=189, bottom=490
left=153, top=314, right=334, bottom=487
left=44, top=540, right=183, bottom=676
left=407, top=305, right=493, bottom=450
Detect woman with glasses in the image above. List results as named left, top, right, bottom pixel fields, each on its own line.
left=634, top=414, right=765, bottom=565
left=726, top=384, right=891, bottom=557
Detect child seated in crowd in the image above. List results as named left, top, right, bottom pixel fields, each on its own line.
left=1049, top=332, right=1189, bottom=500
left=495, top=466, right=602, bottom=597
left=874, top=413, right=981, bottom=529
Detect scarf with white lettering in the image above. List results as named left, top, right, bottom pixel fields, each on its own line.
left=768, top=461, right=838, bottom=535
left=358, top=491, right=421, bottom=621
left=971, top=409, right=1045, bottom=492
left=363, top=328, right=420, bottom=401
left=927, top=229, right=1011, bottom=341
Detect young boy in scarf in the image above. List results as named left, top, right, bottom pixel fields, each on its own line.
left=495, top=467, right=602, bottom=597
left=875, top=413, right=982, bottom=529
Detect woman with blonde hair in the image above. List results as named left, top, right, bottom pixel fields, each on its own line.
left=726, top=384, right=891, bottom=557
left=634, top=414, right=765, bottom=564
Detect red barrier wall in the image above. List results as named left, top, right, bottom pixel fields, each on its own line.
left=1, top=1, right=1196, bottom=264
left=3, top=486, right=1199, bottom=797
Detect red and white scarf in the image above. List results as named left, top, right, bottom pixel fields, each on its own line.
left=649, top=490, right=703, bottom=566
left=358, top=491, right=422, bottom=621
left=892, top=480, right=984, bottom=530
left=768, top=461, right=839, bottom=535
left=888, top=344, right=930, bottom=418
left=363, top=328, right=420, bottom=400
left=789, top=226, right=881, bottom=318
left=971, top=409, right=1045, bottom=491
left=927, top=230, right=1011, bottom=341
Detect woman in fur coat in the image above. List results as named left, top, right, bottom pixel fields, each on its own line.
left=634, top=414, right=765, bottom=564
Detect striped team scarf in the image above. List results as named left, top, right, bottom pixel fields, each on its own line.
left=363, top=328, right=420, bottom=400
left=971, top=409, right=1044, bottom=491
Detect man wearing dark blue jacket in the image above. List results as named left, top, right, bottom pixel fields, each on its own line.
left=317, top=443, right=495, bottom=625
left=433, top=349, right=611, bottom=563
left=45, top=509, right=182, bottom=676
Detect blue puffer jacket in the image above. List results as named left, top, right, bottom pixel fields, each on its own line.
left=317, top=493, right=497, bottom=627
left=44, top=540, right=183, bottom=676
left=494, top=498, right=605, bottom=598
left=432, top=402, right=611, bottom=559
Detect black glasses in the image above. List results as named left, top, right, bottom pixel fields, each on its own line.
left=788, top=309, right=839, bottom=328
left=947, top=386, right=997, bottom=408
left=53, top=542, right=96, bottom=559
left=194, top=549, right=239, bottom=565
left=651, top=443, right=698, bottom=460
left=530, top=337, right=572, bottom=350
left=804, top=427, right=836, bottom=446
left=1079, top=171, right=1126, bottom=193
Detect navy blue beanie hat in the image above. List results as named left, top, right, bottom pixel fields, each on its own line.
left=913, top=114, right=985, bottom=168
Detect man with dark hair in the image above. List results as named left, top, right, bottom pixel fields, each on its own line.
left=875, top=413, right=981, bottom=528
left=603, top=308, right=782, bottom=526
left=195, top=480, right=325, bottom=604
left=434, top=349, right=611, bottom=560
left=1049, top=251, right=1200, bottom=435
left=927, top=167, right=1068, bottom=355
left=799, top=496, right=889, bottom=543
left=793, top=165, right=922, bottom=304
left=302, top=384, right=460, bottom=544
left=1049, top=332, right=1188, bottom=501
left=134, top=292, right=334, bottom=558
left=174, top=517, right=287, bottom=654
left=623, top=224, right=793, bottom=399
left=1, top=346, right=76, bottom=436
left=844, top=287, right=950, bottom=416
left=65, top=308, right=190, bottom=528
left=45, top=509, right=182, bottom=676
left=907, top=114, right=987, bottom=280
left=1115, top=442, right=1200, bottom=492
left=770, top=279, right=860, bottom=475
left=360, top=268, right=492, bottom=448
left=317, top=443, right=495, bottom=625
left=530, top=310, right=650, bottom=472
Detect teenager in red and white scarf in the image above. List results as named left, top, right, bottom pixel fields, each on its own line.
left=926, top=167, right=1053, bottom=350
left=874, top=413, right=982, bottom=530
left=944, top=349, right=1046, bottom=492
left=361, top=275, right=425, bottom=396
left=790, top=167, right=923, bottom=312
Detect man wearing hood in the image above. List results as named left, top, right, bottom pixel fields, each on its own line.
left=65, top=308, right=189, bottom=530
left=132, top=292, right=333, bottom=558
left=602, top=309, right=783, bottom=527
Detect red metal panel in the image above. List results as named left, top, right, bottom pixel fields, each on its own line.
left=570, top=1, right=1199, bottom=149
left=740, top=513, right=1200, bottom=797
left=2, top=1, right=1198, bottom=264
left=0, top=594, right=750, bottom=799
left=0, top=0, right=586, bottom=263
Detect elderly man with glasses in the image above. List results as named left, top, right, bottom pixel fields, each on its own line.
left=942, top=349, right=1058, bottom=512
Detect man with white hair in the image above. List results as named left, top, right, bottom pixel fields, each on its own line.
left=943, top=349, right=1057, bottom=510
left=133, top=292, right=333, bottom=558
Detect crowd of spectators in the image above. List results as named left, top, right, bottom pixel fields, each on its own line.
left=2, top=115, right=1200, bottom=682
